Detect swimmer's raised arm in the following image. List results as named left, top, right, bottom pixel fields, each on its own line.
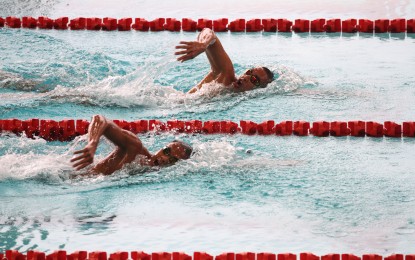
left=175, top=28, right=236, bottom=93
left=71, top=115, right=149, bottom=173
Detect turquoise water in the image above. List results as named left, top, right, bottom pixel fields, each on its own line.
left=1, top=0, right=415, bottom=255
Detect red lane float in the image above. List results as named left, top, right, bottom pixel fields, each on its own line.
left=330, top=121, right=350, bottom=136
left=240, top=120, right=257, bottom=135
left=292, top=19, right=310, bottom=33
left=311, top=19, right=325, bottom=32
left=293, top=121, right=310, bottom=136
left=203, top=120, right=221, bottom=134
left=46, top=250, right=67, bottom=260
left=149, top=119, right=166, bottom=131
left=70, top=17, right=86, bottom=30
left=152, top=252, right=171, bottom=260
left=408, top=19, right=415, bottom=33
left=102, top=17, right=117, bottom=31
left=87, top=17, right=102, bottom=30
left=173, top=252, right=192, bottom=260
left=277, top=19, right=292, bottom=32
left=182, top=18, right=197, bottom=32
left=53, top=17, right=68, bottom=30
left=366, top=121, right=383, bottom=137
left=185, top=120, right=202, bottom=133
left=117, top=18, right=132, bottom=31
left=278, top=253, right=296, bottom=260
left=362, top=255, right=382, bottom=260
left=390, top=18, right=406, bottom=33
left=0, top=17, right=4, bottom=27
left=358, top=19, right=374, bottom=33
left=167, top=120, right=185, bottom=132
left=236, top=252, right=255, bottom=260
left=275, top=121, right=293, bottom=136
left=27, top=251, right=46, bottom=260
left=132, top=18, right=149, bottom=31
left=257, top=253, right=276, bottom=260
left=150, top=18, right=165, bottom=31
left=325, top=19, right=341, bottom=32
left=246, top=19, right=263, bottom=32
left=38, top=16, right=54, bottom=29
left=228, top=19, right=246, bottom=32
left=375, top=19, right=389, bottom=33
left=164, top=18, right=181, bottom=32
left=257, top=120, right=275, bottom=135
left=220, top=121, right=239, bottom=134
left=321, top=254, right=340, bottom=260
left=68, top=251, right=87, bottom=260
left=22, top=16, right=37, bottom=28
left=109, top=252, right=129, bottom=260
left=310, top=121, right=330, bottom=137
left=403, top=121, right=415, bottom=137
left=215, top=253, right=234, bottom=260
left=197, top=19, right=213, bottom=31
left=342, top=19, right=357, bottom=33
left=6, top=16, right=21, bottom=28
left=300, top=253, right=318, bottom=260
left=89, top=252, right=107, bottom=260
left=383, top=121, right=401, bottom=137
left=213, top=18, right=228, bottom=32
left=342, top=254, right=361, bottom=260
left=262, top=19, right=277, bottom=32
left=194, top=252, right=213, bottom=260
left=131, top=252, right=151, bottom=260
left=348, top=121, right=366, bottom=137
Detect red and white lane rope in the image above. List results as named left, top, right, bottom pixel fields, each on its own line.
left=1, top=250, right=415, bottom=260
left=1, top=17, right=414, bottom=33
left=0, top=118, right=414, bottom=141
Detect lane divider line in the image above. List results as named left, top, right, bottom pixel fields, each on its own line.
left=1, top=17, right=414, bottom=33
left=0, top=119, right=414, bottom=141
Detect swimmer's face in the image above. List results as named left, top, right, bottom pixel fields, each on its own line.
left=232, top=67, right=272, bottom=92
left=151, top=141, right=191, bottom=167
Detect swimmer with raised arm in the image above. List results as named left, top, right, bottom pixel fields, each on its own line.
left=175, top=28, right=274, bottom=93
left=70, top=115, right=192, bottom=176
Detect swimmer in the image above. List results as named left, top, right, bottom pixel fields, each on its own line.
left=70, top=115, right=192, bottom=176
left=175, top=28, right=274, bottom=93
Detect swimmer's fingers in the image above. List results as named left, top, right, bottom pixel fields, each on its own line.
left=174, top=50, right=188, bottom=56
left=179, top=41, right=192, bottom=45
left=73, top=148, right=88, bottom=155
left=74, top=162, right=92, bottom=171
left=70, top=153, right=86, bottom=163
left=175, top=45, right=189, bottom=50
left=72, top=157, right=93, bottom=170
left=177, top=54, right=194, bottom=62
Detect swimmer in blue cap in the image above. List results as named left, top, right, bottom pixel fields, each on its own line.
left=70, top=115, right=192, bottom=176
left=175, top=28, right=274, bottom=93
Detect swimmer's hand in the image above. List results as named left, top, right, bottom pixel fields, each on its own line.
left=175, top=41, right=207, bottom=62
left=70, top=142, right=97, bottom=171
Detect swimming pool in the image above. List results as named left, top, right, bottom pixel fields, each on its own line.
left=1, top=0, right=415, bottom=255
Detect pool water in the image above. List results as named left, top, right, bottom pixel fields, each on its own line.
left=1, top=0, right=415, bottom=255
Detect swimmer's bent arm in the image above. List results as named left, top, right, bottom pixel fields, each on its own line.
left=71, top=115, right=146, bottom=174
left=175, top=28, right=235, bottom=93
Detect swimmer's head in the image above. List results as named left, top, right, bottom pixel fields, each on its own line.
left=232, top=67, right=274, bottom=92
left=151, top=140, right=193, bottom=167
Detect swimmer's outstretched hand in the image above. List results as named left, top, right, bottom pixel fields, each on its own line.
left=175, top=41, right=207, bottom=62
left=70, top=142, right=97, bottom=171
